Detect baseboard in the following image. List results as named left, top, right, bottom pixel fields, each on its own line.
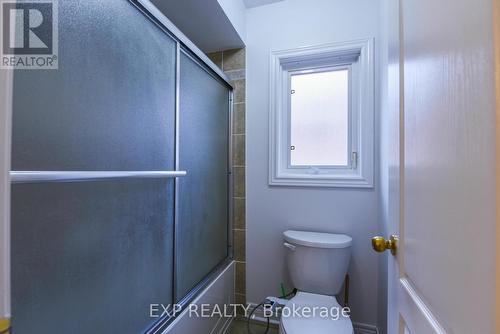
left=353, top=322, right=379, bottom=334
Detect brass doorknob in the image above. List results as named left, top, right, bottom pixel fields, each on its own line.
left=372, top=235, right=398, bottom=255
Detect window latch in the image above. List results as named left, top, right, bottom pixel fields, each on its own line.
left=352, top=152, right=358, bottom=169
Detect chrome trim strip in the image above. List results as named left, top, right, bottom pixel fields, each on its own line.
left=173, top=41, right=181, bottom=303
left=131, top=0, right=233, bottom=87
left=228, top=90, right=234, bottom=257
left=10, top=171, right=187, bottom=183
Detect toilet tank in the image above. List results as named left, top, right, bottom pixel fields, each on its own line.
left=283, top=230, right=352, bottom=296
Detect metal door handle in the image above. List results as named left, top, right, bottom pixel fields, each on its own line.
left=371, top=235, right=398, bottom=255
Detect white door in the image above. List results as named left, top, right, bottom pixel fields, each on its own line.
left=378, top=0, right=500, bottom=333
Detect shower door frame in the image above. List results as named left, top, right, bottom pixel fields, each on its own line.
left=0, top=0, right=234, bottom=332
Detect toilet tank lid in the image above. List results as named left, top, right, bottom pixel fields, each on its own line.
left=283, top=230, right=352, bottom=249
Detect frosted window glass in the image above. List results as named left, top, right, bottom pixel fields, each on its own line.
left=176, top=52, right=229, bottom=300
left=290, top=69, right=349, bottom=166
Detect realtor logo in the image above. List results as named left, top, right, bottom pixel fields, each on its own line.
left=1, top=0, right=58, bottom=69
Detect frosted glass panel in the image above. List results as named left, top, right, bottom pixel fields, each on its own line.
left=10, top=1, right=178, bottom=333
left=176, top=52, right=229, bottom=300
left=11, top=0, right=176, bottom=171
left=290, top=69, right=349, bottom=166
left=11, top=180, right=174, bottom=334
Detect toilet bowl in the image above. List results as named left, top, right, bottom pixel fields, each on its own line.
left=281, top=230, right=353, bottom=334
left=279, top=292, right=353, bottom=334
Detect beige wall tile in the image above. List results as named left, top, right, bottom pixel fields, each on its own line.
left=233, top=167, right=245, bottom=197
left=234, top=230, right=246, bottom=261
left=225, top=69, right=245, bottom=81
left=233, top=79, right=245, bottom=104
left=235, top=292, right=247, bottom=315
left=223, top=48, right=245, bottom=71
left=206, top=51, right=223, bottom=69
left=207, top=49, right=246, bottom=307
left=235, top=261, right=246, bottom=295
left=233, top=135, right=245, bottom=167
left=233, top=103, right=245, bottom=135
left=234, top=198, right=246, bottom=230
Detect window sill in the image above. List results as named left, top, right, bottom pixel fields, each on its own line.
left=269, top=172, right=374, bottom=188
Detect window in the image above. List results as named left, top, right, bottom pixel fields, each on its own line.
left=290, top=68, right=350, bottom=167
left=269, top=39, right=374, bottom=187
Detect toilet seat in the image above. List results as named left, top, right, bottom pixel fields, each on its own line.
left=280, top=292, right=354, bottom=334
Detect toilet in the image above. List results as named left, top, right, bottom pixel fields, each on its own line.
left=280, top=230, right=354, bottom=334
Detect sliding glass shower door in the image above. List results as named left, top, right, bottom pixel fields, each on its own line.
left=10, top=1, right=231, bottom=333
left=176, top=51, right=230, bottom=300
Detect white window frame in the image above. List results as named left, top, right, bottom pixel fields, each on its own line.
left=269, top=39, right=374, bottom=188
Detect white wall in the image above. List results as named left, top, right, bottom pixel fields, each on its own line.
left=217, top=0, right=247, bottom=43
left=245, top=0, right=381, bottom=327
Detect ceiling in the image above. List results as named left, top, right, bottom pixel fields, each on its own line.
left=243, top=0, right=285, bottom=8
left=151, top=0, right=285, bottom=52
left=151, top=0, right=244, bottom=52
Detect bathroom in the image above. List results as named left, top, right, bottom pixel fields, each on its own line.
left=0, top=0, right=499, bottom=334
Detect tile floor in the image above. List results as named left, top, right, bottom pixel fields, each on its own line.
left=227, top=318, right=279, bottom=334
